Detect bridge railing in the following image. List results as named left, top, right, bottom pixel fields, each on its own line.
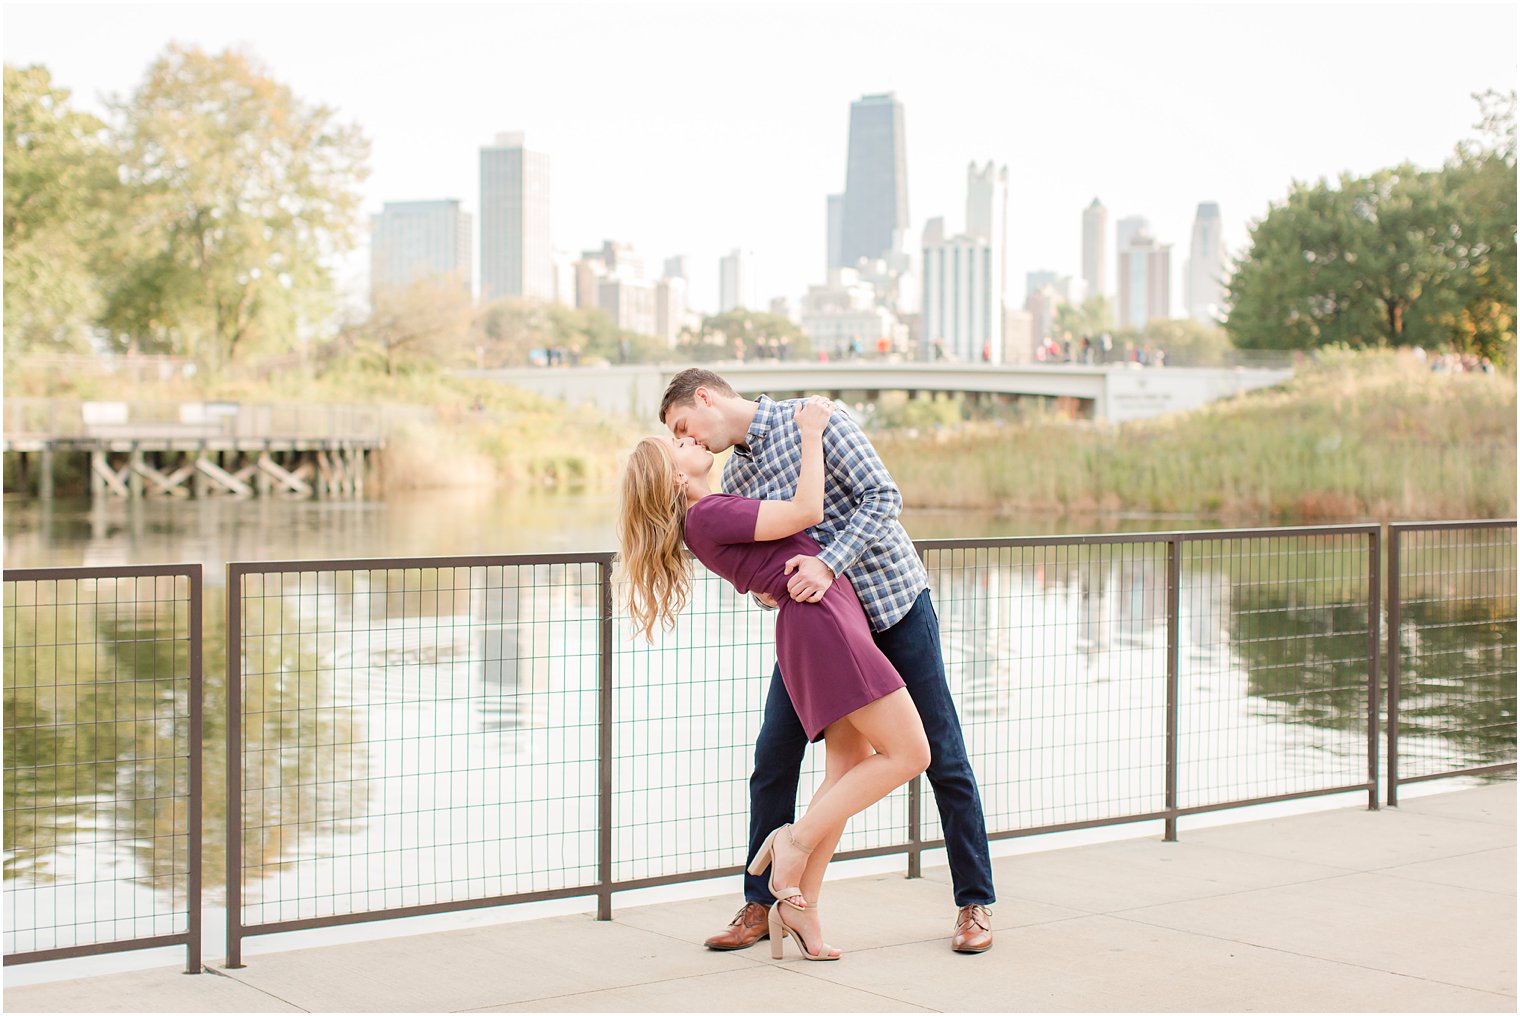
left=3, top=399, right=432, bottom=445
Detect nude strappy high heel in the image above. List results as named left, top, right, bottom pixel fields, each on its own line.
left=747, top=823, right=811, bottom=911
left=768, top=901, right=841, bottom=961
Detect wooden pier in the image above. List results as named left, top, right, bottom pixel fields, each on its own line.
left=3, top=400, right=401, bottom=500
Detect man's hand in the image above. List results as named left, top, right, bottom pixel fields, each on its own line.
left=784, top=555, right=835, bottom=603
left=755, top=592, right=779, bottom=609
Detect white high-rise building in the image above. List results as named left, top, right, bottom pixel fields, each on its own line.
left=1115, top=215, right=1149, bottom=298
left=1082, top=198, right=1109, bottom=300
left=826, top=194, right=845, bottom=272
left=965, top=162, right=1009, bottom=302
left=719, top=249, right=754, bottom=312
left=662, top=255, right=690, bottom=282
left=598, top=276, right=657, bottom=337
left=480, top=132, right=552, bottom=302
left=655, top=276, right=688, bottom=346
left=370, top=200, right=471, bottom=299
left=922, top=233, right=1002, bottom=362
left=1185, top=202, right=1226, bottom=323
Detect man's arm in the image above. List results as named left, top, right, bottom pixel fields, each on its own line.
left=793, top=410, right=904, bottom=588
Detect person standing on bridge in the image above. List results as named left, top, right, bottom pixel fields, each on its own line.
left=656, top=367, right=997, bottom=955
left=617, top=396, right=930, bottom=961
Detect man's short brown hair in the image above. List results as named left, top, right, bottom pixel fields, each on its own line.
left=659, top=368, right=737, bottom=423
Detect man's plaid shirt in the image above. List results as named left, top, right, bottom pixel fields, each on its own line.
left=721, top=395, right=928, bottom=632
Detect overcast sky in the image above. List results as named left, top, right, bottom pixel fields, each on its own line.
left=5, top=1, right=1515, bottom=315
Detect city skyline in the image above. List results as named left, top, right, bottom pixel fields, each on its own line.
left=4, top=2, right=1513, bottom=319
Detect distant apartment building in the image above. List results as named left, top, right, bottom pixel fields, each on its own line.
left=598, top=277, right=657, bottom=337
left=825, top=193, right=845, bottom=274
left=799, top=268, right=905, bottom=353
left=662, top=255, right=690, bottom=282
left=1117, top=230, right=1172, bottom=329
left=1002, top=306, right=1036, bottom=364
left=655, top=275, right=688, bottom=346
left=922, top=231, right=1002, bottom=363
left=719, top=249, right=754, bottom=312
left=480, top=132, right=552, bottom=302
left=1024, top=270, right=1081, bottom=305
left=1185, top=202, right=1226, bottom=323
left=369, top=200, right=472, bottom=300
left=1082, top=198, right=1109, bottom=300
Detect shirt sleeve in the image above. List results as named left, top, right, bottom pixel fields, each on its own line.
left=813, top=412, right=905, bottom=578
left=686, top=493, right=761, bottom=546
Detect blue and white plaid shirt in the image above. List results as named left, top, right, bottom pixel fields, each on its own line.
left=722, top=395, right=928, bottom=632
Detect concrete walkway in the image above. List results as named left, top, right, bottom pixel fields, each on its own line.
left=6, top=783, right=1514, bottom=1013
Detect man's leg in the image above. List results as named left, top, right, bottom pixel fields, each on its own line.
left=873, top=591, right=996, bottom=908
left=744, top=661, right=809, bottom=903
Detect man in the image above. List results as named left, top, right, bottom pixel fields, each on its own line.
left=659, top=367, right=995, bottom=954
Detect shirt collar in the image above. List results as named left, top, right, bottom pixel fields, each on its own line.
left=734, top=395, right=781, bottom=460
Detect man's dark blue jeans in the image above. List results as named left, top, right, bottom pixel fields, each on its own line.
left=742, top=588, right=996, bottom=907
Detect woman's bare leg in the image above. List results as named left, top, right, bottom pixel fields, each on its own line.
left=769, top=689, right=930, bottom=922
left=780, top=724, right=871, bottom=955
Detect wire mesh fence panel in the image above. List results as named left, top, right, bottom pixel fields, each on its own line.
left=1392, top=524, right=1518, bottom=784
left=921, top=540, right=1171, bottom=842
left=231, top=558, right=602, bottom=934
left=610, top=561, right=910, bottom=886
left=3, top=567, right=200, bottom=967
left=1176, top=532, right=1375, bottom=811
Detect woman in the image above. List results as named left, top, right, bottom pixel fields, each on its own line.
left=617, top=397, right=930, bottom=961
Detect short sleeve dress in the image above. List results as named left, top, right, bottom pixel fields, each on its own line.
left=683, top=492, right=906, bottom=742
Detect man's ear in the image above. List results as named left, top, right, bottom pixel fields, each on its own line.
left=694, top=386, right=713, bottom=407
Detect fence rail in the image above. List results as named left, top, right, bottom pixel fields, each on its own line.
left=2, top=564, right=202, bottom=972
left=3, top=398, right=432, bottom=446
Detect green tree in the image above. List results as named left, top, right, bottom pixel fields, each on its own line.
left=355, top=278, right=474, bottom=375
left=101, top=45, right=370, bottom=371
left=1141, top=318, right=1235, bottom=365
left=685, top=309, right=809, bottom=360
left=1055, top=294, right=1114, bottom=338
left=1226, top=93, right=1516, bottom=365
left=3, top=64, right=117, bottom=352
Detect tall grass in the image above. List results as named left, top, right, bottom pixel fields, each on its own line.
left=873, top=351, right=1517, bottom=522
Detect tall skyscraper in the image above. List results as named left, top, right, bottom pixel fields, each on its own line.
left=719, top=249, right=754, bottom=312
left=1082, top=198, right=1109, bottom=301
left=965, top=162, right=1009, bottom=301
left=826, top=193, right=845, bottom=272
left=840, top=93, right=909, bottom=267
left=1117, top=230, right=1172, bottom=329
left=662, top=255, right=690, bottom=282
left=480, top=132, right=552, bottom=303
left=370, top=200, right=472, bottom=299
left=922, top=232, right=1002, bottom=363
left=1185, top=202, right=1226, bottom=323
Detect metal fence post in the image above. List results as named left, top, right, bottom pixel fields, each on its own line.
left=597, top=557, right=614, bottom=921
left=907, top=775, right=923, bottom=879
left=186, top=565, right=204, bottom=973
left=1164, top=537, right=1181, bottom=842
left=225, top=565, right=245, bottom=968
left=1386, top=528, right=1402, bottom=807
left=1367, top=528, right=1381, bottom=812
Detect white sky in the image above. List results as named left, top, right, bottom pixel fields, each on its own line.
left=4, top=1, right=1516, bottom=316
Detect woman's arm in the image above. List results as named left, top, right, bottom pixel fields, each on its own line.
left=753, top=397, right=833, bottom=541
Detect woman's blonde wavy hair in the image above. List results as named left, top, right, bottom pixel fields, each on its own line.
left=614, top=437, right=692, bottom=642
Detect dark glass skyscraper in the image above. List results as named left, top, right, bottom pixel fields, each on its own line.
left=839, top=93, right=908, bottom=268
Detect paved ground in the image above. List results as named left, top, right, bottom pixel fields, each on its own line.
left=5, top=783, right=1514, bottom=1013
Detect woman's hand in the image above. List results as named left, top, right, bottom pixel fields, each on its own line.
left=795, top=396, right=834, bottom=436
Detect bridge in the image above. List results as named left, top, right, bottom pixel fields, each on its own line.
left=455, top=360, right=1297, bottom=423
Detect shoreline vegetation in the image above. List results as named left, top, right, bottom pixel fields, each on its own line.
left=8, top=349, right=1514, bottom=524
left=875, top=350, right=1516, bottom=522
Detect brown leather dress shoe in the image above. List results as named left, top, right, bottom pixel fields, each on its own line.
left=952, top=904, right=993, bottom=953
left=704, top=902, right=771, bottom=951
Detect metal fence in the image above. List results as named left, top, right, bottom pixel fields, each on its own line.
left=1387, top=522, right=1518, bottom=804
left=220, top=524, right=1409, bottom=964
left=2, top=565, right=202, bottom=972
left=7, top=523, right=1512, bottom=970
